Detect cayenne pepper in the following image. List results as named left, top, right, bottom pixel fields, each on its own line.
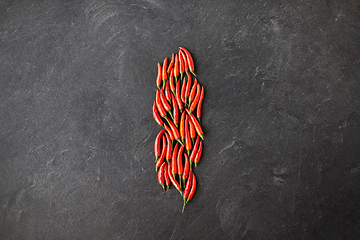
left=179, top=47, right=196, bottom=76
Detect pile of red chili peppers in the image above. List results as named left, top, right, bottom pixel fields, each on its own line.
left=152, top=47, right=204, bottom=212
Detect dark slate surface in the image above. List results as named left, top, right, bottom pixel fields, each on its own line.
left=1, top=1, right=359, bottom=239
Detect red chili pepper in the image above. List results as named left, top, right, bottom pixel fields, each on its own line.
left=179, top=49, right=189, bottom=77
left=166, top=117, right=182, bottom=146
left=153, top=101, right=164, bottom=127
left=164, top=80, right=172, bottom=104
left=160, top=89, right=173, bottom=119
left=186, top=171, right=196, bottom=203
left=178, top=51, right=184, bottom=80
left=164, top=162, right=170, bottom=191
left=179, top=111, right=186, bottom=143
left=154, top=129, right=165, bottom=162
left=196, top=86, right=204, bottom=123
left=177, top=145, right=184, bottom=188
left=174, top=54, right=179, bottom=83
left=189, top=83, right=201, bottom=114
left=162, top=122, right=174, bottom=145
left=189, top=135, right=199, bottom=169
left=167, top=53, right=175, bottom=76
left=179, top=47, right=196, bottom=76
left=171, top=142, right=179, bottom=179
left=156, top=62, right=162, bottom=90
left=165, top=131, right=172, bottom=163
left=188, top=78, right=198, bottom=106
left=194, top=140, right=203, bottom=167
left=156, top=90, right=168, bottom=121
left=188, top=117, right=196, bottom=145
left=186, top=109, right=204, bottom=140
left=168, top=163, right=182, bottom=194
left=182, top=152, right=190, bottom=186
left=182, top=170, right=193, bottom=212
left=169, top=68, right=175, bottom=95
left=184, top=75, right=191, bottom=106
left=158, top=161, right=166, bottom=191
left=180, top=77, right=186, bottom=104
left=171, top=94, right=179, bottom=128
left=156, top=135, right=167, bottom=171
left=162, top=57, right=168, bottom=89
left=175, top=77, right=184, bottom=113
left=185, top=116, right=192, bottom=156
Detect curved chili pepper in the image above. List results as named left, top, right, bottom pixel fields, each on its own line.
left=188, top=78, right=198, bottom=106
left=156, top=90, right=168, bottom=121
left=169, top=68, right=175, bottom=95
left=156, top=62, right=162, bottom=90
left=171, top=142, right=179, bottom=179
left=165, top=80, right=172, bottom=104
left=189, top=83, right=201, bottom=114
left=175, top=77, right=184, bottom=113
left=174, top=54, right=179, bottom=83
left=153, top=101, right=164, bottom=127
left=178, top=51, right=184, bottom=80
left=196, top=86, right=204, bottom=123
left=167, top=53, right=174, bottom=77
left=168, top=163, right=182, bottom=194
left=189, top=117, right=196, bottom=145
left=184, top=75, right=191, bottom=106
left=194, top=140, right=203, bottom=167
left=182, top=152, right=190, bottom=187
left=179, top=49, right=189, bottom=77
left=180, top=77, right=186, bottom=104
left=165, top=131, right=172, bottom=163
left=162, top=122, right=174, bottom=145
left=186, top=109, right=204, bottom=140
left=154, top=129, right=165, bottom=162
left=189, top=135, right=199, bottom=169
left=171, top=94, right=179, bottom=128
left=158, top=161, right=166, bottom=191
left=185, top=116, right=192, bottom=156
left=162, top=57, right=168, bottom=89
left=164, top=162, right=170, bottom=191
left=166, top=117, right=182, bottom=146
left=177, top=145, right=184, bottom=188
left=179, top=111, right=186, bottom=143
left=156, top=135, right=167, bottom=171
left=179, top=47, right=195, bottom=76
left=160, top=88, right=173, bottom=119
left=186, top=171, right=196, bottom=204
left=182, top=170, right=192, bottom=212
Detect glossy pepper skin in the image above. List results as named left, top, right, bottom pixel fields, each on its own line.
left=179, top=49, right=189, bottom=77
left=174, top=54, right=179, bottom=82
left=163, top=122, right=174, bottom=145
left=171, top=94, right=179, bottom=128
left=182, top=170, right=192, bottom=212
left=158, top=161, right=166, bottom=191
left=184, top=75, right=191, bottom=107
left=189, top=135, right=199, bottom=169
left=184, top=116, right=192, bottom=156
left=182, top=153, right=190, bottom=187
left=156, top=89, right=168, bottom=121
left=188, top=118, right=196, bottom=145
left=179, top=47, right=196, bottom=76
left=164, top=162, right=170, bottom=190
left=171, top=142, right=179, bottom=179
left=156, top=63, right=162, bottom=90
left=156, top=135, right=166, bottom=171
left=188, top=78, right=198, bottom=106
left=194, top=141, right=203, bottom=167
left=160, top=89, right=173, bottom=119
left=179, top=111, right=186, bottom=143
left=186, top=171, right=196, bottom=203
left=162, top=57, right=168, bottom=88
left=168, top=163, right=182, bottom=194
left=175, top=78, right=184, bottom=113
left=169, top=68, right=176, bottom=95
left=164, top=80, right=172, bottom=104
left=177, top=145, right=184, bottom=188
left=154, top=129, right=165, bottom=162
left=153, top=101, right=164, bottom=127
left=196, top=86, right=204, bottom=123
left=189, top=83, right=201, bottom=114
left=166, top=117, right=182, bottom=146
left=186, top=109, right=204, bottom=140
left=178, top=51, right=185, bottom=80
left=167, top=53, right=175, bottom=77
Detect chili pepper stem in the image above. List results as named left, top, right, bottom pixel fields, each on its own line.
left=156, top=166, right=159, bottom=171
left=197, top=117, right=201, bottom=124
left=189, top=161, right=193, bottom=170
left=190, top=70, right=196, bottom=76
left=182, top=198, right=187, bottom=212
left=161, top=183, right=165, bottom=191
left=195, top=162, right=198, bottom=168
